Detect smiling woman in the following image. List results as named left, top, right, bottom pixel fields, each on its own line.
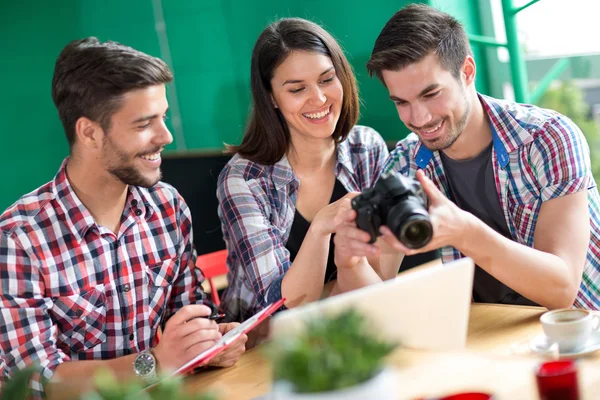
left=270, top=51, right=343, bottom=143
left=216, top=18, right=391, bottom=323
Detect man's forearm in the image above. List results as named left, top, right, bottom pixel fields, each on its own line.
left=48, top=354, right=138, bottom=400
left=459, top=216, right=579, bottom=309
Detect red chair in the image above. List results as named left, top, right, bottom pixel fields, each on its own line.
left=195, top=249, right=229, bottom=306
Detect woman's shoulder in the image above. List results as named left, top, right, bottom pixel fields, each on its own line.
left=219, top=153, right=271, bottom=183
left=342, top=125, right=388, bottom=158
left=345, top=125, right=386, bottom=149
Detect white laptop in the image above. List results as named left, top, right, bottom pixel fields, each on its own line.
left=270, top=257, right=475, bottom=350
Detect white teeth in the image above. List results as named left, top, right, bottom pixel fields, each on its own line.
left=303, top=106, right=331, bottom=120
left=423, top=121, right=443, bottom=133
left=140, top=152, right=161, bottom=161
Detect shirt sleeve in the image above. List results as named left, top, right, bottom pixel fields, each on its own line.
left=530, top=115, right=596, bottom=202
left=0, top=231, right=70, bottom=398
left=217, top=167, right=290, bottom=309
left=382, top=137, right=414, bottom=177
left=164, top=195, right=209, bottom=320
left=368, top=128, right=390, bottom=187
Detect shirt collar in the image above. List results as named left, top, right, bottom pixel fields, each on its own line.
left=335, top=138, right=356, bottom=176
left=413, top=93, right=534, bottom=170
left=52, top=158, right=97, bottom=242
left=127, top=185, right=156, bottom=221
left=271, top=155, right=297, bottom=190
left=52, top=158, right=155, bottom=242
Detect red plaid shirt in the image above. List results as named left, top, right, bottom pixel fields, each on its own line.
left=0, top=159, right=206, bottom=397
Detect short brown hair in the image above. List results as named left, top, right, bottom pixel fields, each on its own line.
left=51, top=37, right=173, bottom=148
left=231, top=18, right=359, bottom=165
left=367, top=4, right=472, bottom=82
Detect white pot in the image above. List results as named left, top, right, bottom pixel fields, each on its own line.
left=270, top=368, right=397, bottom=400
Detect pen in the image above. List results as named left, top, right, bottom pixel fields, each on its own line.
left=154, top=312, right=225, bottom=347
left=208, top=312, right=226, bottom=321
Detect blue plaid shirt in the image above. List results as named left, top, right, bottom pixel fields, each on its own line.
left=218, top=126, right=389, bottom=321
left=383, top=94, right=600, bottom=309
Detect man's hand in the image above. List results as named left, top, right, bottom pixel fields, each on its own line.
left=380, top=169, right=473, bottom=255
left=207, top=322, right=247, bottom=367
left=153, top=304, right=221, bottom=373
left=332, top=207, right=380, bottom=269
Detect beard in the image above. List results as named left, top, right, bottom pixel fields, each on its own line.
left=419, top=88, right=472, bottom=152
left=103, top=136, right=162, bottom=188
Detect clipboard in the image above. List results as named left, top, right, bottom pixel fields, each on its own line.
left=169, top=298, right=286, bottom=377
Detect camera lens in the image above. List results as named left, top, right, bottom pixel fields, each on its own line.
left=387, top=198, right=433, bottom=249
left=399, top=215, right=433, bottom=249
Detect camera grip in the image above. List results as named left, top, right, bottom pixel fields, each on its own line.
left=355, top=206, right=380, bottom=244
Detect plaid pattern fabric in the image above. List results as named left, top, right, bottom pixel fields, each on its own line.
left=383, top=94, right=600, bottom=309
left=0, top=159, right=206, bottom=397
left=218, top=126, right=389, bottom=321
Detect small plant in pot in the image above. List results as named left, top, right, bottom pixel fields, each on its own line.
left=0, top=366, right=218, bottom=400
left=267, top=308, right=398, bottom=400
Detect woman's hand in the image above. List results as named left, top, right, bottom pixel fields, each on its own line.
left=310, top=192, right=361, bottom=237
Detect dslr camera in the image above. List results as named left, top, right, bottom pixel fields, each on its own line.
left=351, top=172, right=433, bottom=249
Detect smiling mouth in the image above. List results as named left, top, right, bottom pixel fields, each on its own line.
left=302, top=105, right=332, bottom=120
left=138, top=148, right=163, bottom=162
left=417, top=119, right=445, bottom=137
left=140, top=152, right=160, bottom=161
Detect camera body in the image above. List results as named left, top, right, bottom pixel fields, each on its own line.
left=351, top=172, right=433, bottom=249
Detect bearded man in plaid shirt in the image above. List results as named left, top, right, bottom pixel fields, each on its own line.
left=334, top=5, right=600, bottom=310
left=0, top=38, right=246, bottom=399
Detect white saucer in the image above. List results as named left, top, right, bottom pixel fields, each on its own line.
left=529, top=331, right=600, bottom=358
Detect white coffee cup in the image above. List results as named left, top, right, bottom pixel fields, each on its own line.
left=540, top=309, right=600, bottom=352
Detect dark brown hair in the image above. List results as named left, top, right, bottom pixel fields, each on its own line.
left=230, top=18, right=359, bottom=165
left=51, top=37, right=173, bottom=148
left=367, top=4, right=472, bottom=82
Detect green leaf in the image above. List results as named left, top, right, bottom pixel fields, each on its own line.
left=266, top=308, right=398, bottom=393
left=0, top=366, right=38, bottom=400
left=2, top=365, right=218, bottom=400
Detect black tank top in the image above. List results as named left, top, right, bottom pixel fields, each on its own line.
left=285, top=179, right=347, bottom=283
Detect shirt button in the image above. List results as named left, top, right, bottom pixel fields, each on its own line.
left=135, top=209, right=143, bottom=216
left=129, top=333, right=135, bottom=341
left=131, top=199, right=138, bottom=207
left=123, top=283, right=131, bottom=292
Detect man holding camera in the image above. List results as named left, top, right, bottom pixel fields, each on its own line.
left=334, top=4, right=600, bottom=310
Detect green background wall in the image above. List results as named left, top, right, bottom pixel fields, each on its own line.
left=0, top=0, right=494, bottom=211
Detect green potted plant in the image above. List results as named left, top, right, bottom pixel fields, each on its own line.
left=0, top=367, right=218, bottom=400
left=0, top=366, right=38, bottom=400
left=81, top=369, right=218, bottom=400
left=266, top=308, right=398, bottom=400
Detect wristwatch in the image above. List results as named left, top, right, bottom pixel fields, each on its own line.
left=133, top=349, right=159, bottom=385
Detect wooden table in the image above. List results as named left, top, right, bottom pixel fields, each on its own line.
left=184, top=304, right=600, bottom=399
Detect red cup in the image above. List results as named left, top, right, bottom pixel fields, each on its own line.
left=535, top=360, right=580, bottom=400
left=416, top=393, right=495, bottom=400
left=439, top=393, right=494, bottom=400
